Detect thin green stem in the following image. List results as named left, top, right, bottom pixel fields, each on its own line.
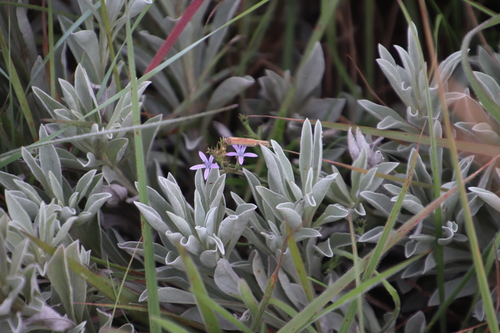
left=282, top=0, right=297, bottom=70
left=125, top=11, right=161, bottom=333
left=48, top=0, right=56, bottom=98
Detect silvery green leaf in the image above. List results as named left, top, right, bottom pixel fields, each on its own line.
left=83, top=192, right=111, bottom=217
left=312, top=120, right=323, bottom=180
left=204, top=207, right=218, bottom=236
left=328, top=165, right=353, bottom=205
left=436, top=51, right=461, bottom=86
left=165, top=231, right=201, bottom=257
left=119, top=241, right=168, bottom=263
left=146, top=185, right=174, bottom=221
left=376, top=57, right=413, bottom=107
left=5, top=191, right=33, bottom=234
left=243, top=168, right=263, bottom=208
left=73, top=170, right=98, bottom=203
left=478, top=47, right=500, bottom=82
left=67, top=30, right=101, bottom=83
left=351, top=149, right=367, bottom=196
left=200, top=249, right=219, bottom=268
left=135, top=202, right=168, bottom=235
left=328, top=233, right=358, bottom=248
left=358, top=168, right=378, bottom=195
left=23, top=304, right=75, bottom=331
left=21, top=147, right=50, bottom=191
left=470, top=122, right=500, bottom=145
left=209, top=234, right=225, bottom=255
left=7, top=191, right=39, bottom=220
left=80, top=152, right=100, bottom=168
left=65, top=241, right=87, bottom=321
left=468, top=187, right=500, bottom=212
left=428, top=277, right=477, bottom=306
left=39, top=126, right=62, bottom=186
left=314, top=204, right=348, bottom=226
left=59, top=78, right=80, bottom=114
left=314, top=240, right=333, bottom=257
left=405, top=311, right=425, bottom=333
left=276, top=203, right=303, bottom=229
left=366, top=162, right=399, bottom=192
left=394, top=194, right=424, bottom=215
left=194, top=191, right=206, bottom=228
left=104, top=138, right=129, bottom=164
left=8, top=239, right=29, bottom=276
left=271, top=140, right=295, bottom=183
left=360, top=191, right=394, bottom=217
left=53, top=217, right=76, bottom=246
left=474, top=71, right=500, bottom=105
left=208, top=174, right=226, bottom=211
left=296, top=42, right=324, bottom=104
left=214, top=259, right=241, bottom=297
left=278, top=269, right=306, bottom=308
left=409, top=234, right=434, bottom=242
left=359, top=226, right=393, bottom=243
left=256, top=186, right=288, bottom=219
left=218, top=206, right=255, bottom=254
left=150, top=287, right=196, bottom=304
left=32, top=86, right=68, bottom=119
left=166, top=212, right=192, bottom=236
left=260, top=145, right=286, bottom=195
left=294, top=228, right=321, bottom=242
left=207, top=76, right=254, bottom=110
left=159, top=176, right=189, bottom=220
left=46, top=246, right=76, bottom=321
left=128, top=0, right=152, bottom=17
left=299, top=119, right=313, bottom=187
left=48, top=171, right=65, bottom=205
left=0, top=171, right=22, bottom=191
left=252, top=251, right=269, bottom=293
left=358, top=100, right=419, bottom=133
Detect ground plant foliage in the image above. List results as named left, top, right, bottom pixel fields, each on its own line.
left=1, top=0, right=500, bottom=332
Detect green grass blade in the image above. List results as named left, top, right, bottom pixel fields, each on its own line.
left=177, top=245, right=221, bottom=333
left=189, top=290, right=255, bottom=333
left=151, top=316, right=192, bottom=333
left=0, top=24, right=37, bottom=141
left=125, top=11, right=160, bottom=333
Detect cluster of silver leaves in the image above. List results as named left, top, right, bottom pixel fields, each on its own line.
left=355, top=24, right=500, bottom=329
left=3, top=0, right=500, bottom=330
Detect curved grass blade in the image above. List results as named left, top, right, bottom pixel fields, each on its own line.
left=177, top=244, right=220, bottom=333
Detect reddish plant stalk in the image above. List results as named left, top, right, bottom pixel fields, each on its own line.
left=144, top=0, right=205, bottom=74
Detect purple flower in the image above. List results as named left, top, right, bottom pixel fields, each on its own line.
left=226, top=145, right=258, bottom=165
left=190, top=151, right=219, bottom=179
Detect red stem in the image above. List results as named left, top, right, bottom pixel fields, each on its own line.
left=144, top=0, right=205, bottom=74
